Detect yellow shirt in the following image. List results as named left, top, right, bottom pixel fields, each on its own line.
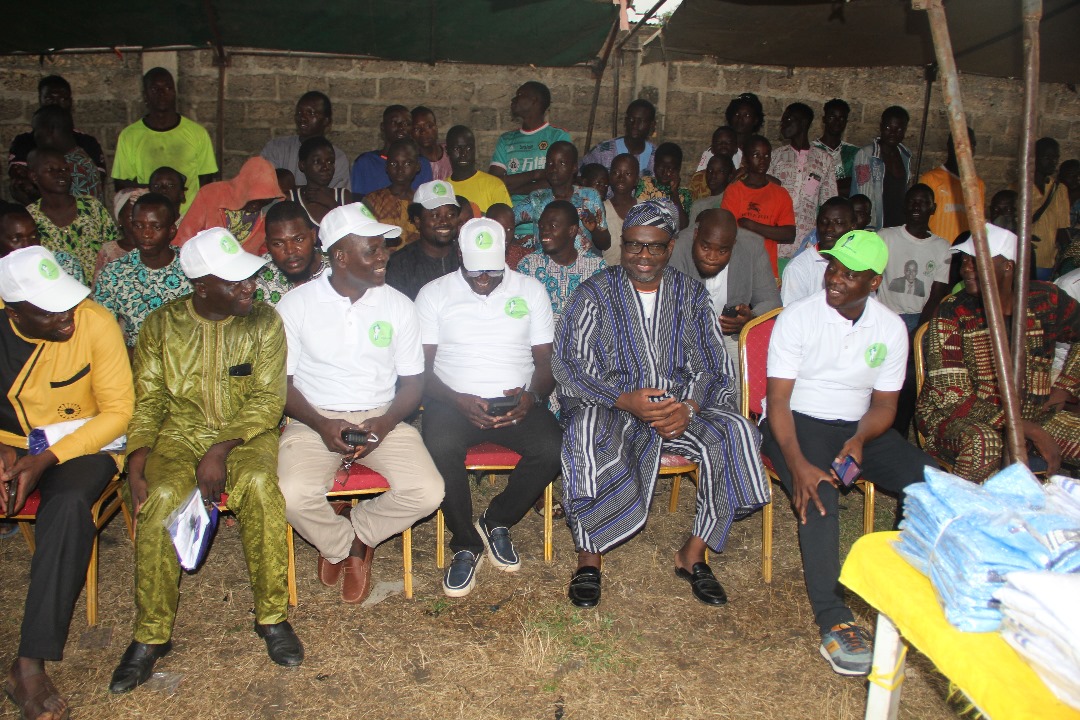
left=1031, top=181, right=1072, bottom=270
left=449, top=170, right=512, bottom=213
left=918, top=166, right=985, bottom=244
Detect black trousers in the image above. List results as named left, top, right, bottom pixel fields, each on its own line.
left=422, top=398, right=562, bottom=555
left=19, top=453, right=116, bottom=660
left=760, top=412, right=933, bottom=633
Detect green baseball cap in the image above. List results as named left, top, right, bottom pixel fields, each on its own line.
left=819, top=230, right=888, bottom=274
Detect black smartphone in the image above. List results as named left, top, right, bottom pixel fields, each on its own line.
left=721, top=305, right=739, bottom=318
left=648, top=393, right=674, bottom=403
left=831, top=455, right=862, bottom=487
left=341, top=429, right=369, bottom=446
left=485, top=396, right=520, bottom=416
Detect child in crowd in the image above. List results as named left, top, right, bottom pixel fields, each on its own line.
left=412, top=106, right=451, bottom=181
left=289, top=136, right=352, bottom=226
left=94, top=188, right=146, bottom=283
left=720, top=135, right=795, bottom=277
left=32, top=105, right=103, bottom=202
left=362, top=139, right=421, bottom=248
left=604, top=153, right=640, bottom=266
left=689, top=154, right=735, bottom=226
left=148, top=166, right=187, bottom=223
left=276, top=168, right=296, bottom=195
left=851, top=194, right=873, bottom=230
left=578, top=163, right=609, bottom=201
left=636, top=142, right=691, bottom=229
left=690, top=125, right=739, bottom=200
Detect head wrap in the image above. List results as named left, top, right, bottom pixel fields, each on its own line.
left=113, top=187, right=149, bottom=221
left=624, top=198, right=679, bottom=237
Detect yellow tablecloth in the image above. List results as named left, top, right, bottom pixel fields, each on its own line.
left=840, top=531, right=1080, bottom=720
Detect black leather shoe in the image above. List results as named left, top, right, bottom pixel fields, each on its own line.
left=108, top=640, right=173, bottom=693
left=255, top=621, right=304, bottom=667
left=675, top=562, right=728, bottom=606
left=568, top=566, right=602, bottom=608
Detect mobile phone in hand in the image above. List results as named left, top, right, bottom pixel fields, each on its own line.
left=648, top=393, right=674, bottom=403
left=485, top=396, right=520, bottom=416
left=341, top=429, right=369, bottom=446
left=831, top=455, right=862, bottom=487
left=721, top=305, right=739, bottom=318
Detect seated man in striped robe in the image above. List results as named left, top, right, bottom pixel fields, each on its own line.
left=553, top=198, right=770, bottom=609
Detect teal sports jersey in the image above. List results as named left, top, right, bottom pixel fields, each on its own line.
left=490, top=123, right=571, bottom=239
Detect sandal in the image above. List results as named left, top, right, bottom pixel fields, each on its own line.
left=532, top=499, right=565, bottom=520
left=4, top=661, right=70, bottom=720
left=568, top=566, right=602, bottom=608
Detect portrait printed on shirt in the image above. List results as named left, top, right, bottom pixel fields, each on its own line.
left=887, top=259, right=926, bottom=297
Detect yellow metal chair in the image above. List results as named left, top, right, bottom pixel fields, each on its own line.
left=11, top=475, right=124, bottom=625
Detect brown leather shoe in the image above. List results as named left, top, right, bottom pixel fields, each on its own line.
left=340, top=541, right=375, bottom=604
left=318, top=556, right=344, bottom=587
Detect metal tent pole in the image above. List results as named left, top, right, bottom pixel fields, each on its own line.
left=915, top=0, right=1027, bottom=465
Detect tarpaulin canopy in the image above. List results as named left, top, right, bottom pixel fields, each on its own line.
left=645, top=0, right=1080, bottom=83
left=1, top=0, right=618, bottom=67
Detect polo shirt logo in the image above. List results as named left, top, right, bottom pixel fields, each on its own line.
left=369, top=321, right=393, bottom=347
left=865, top=342, right=887, bottom=368
left=38, top=258, right=60, bottom=280
left=504, top=297, right=528, bottom=319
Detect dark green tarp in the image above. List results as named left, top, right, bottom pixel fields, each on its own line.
left=3, top=0, right=617, bottom=67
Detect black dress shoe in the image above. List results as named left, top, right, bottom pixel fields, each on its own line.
left=568, top=566, right=602, bottom=608
left=255, top=621, right=304, bottom=667
left=109, top=640, right=173, bottom=693
left=675, top=562, right=728, bottom=606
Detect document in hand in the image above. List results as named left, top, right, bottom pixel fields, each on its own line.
left=165, top=488, right=219, bottom=571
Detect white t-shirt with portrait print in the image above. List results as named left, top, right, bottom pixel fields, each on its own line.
left=875, top=225, right=951, bottom=315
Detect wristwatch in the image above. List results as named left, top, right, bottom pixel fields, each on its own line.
left=529, top=390, right=544, bottom=406
left=682, top=401, right=696, bottom=420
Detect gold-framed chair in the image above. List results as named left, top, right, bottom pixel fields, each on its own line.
left=11, top=474, right=124, bottom=625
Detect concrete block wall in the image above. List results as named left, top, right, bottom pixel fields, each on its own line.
left=1, top=49, right=1077, bottom=204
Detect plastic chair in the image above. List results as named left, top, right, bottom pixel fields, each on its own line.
left=11, top=475, right=124, bottom=625
left=739, top=308, right=875, bottom=584
left=435, top=442, right=555, bottom=568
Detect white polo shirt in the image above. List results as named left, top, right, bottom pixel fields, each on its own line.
left=767, top=290, right=908, bottom=421
left=780, top=245, right=828, bottom=306
left=415, top=266, right=554, bottom=398
left=276, top=273, right=424, bottom=411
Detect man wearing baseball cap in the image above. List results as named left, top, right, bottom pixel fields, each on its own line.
left=917, top=223, right=1080, bottom=481
left=415, top=217, right=561, bottom=596
left=385, top=179, right=463, bottom=300
left=276, top=204, right=444, bottom=605
left=0, top=246, right=133, bottom=720
left=110, top=227, right=303, bottom=693
left=763, top=228, right=933, bottom=676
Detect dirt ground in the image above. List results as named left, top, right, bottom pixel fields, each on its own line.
left=1, top=476, right=960, bottom=720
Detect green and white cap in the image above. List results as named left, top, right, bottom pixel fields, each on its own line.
left=180, top=227, right=268, bottom=281
left=319, top=202, right=402, bottom=251
left=413, top=180, right=459, bottom=210
left=819, top=229, right=888, bottom=274
left=0, top=246, right=90, bottom=312
left=459, top=218, right=506, bottom=272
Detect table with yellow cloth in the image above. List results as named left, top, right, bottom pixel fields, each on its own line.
left=840, top=531, right=1079, bottom=720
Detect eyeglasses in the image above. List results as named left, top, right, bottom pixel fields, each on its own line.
left=465, top=269, right=504, bottom=278
left=623, top=240, right=671, bottom=256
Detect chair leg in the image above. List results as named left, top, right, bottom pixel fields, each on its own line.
left=543, top=482, right=553, bottom=564
left=761, top=498, right=774, bottom=584
left=862, top=481, right=876, bottom=535
left=86, top=535, right=100, bottom=626
left=668, top=475, right=681, bottom=513
left=402, top=528, right=413, bottom=599
left=18, top=521, right=35, bottom=554
left=286, top=524, right=297, bottom=607
left=436, top=509, right=445, bottom=569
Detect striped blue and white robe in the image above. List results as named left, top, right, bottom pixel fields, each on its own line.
left=553, top=266, right=770, bottom=554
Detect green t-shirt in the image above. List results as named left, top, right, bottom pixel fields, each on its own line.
left=112, top=116, right=218, bottom=214
left=490, top=123, right=571, bottom=237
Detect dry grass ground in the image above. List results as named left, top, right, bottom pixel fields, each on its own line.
left=1, top=477, right=959, bottom=720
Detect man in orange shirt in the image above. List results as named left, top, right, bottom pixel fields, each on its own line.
left=918, top=128, right=985, bottom=244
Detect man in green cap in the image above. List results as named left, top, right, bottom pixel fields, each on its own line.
left=760, top=229, right=934, bottom=676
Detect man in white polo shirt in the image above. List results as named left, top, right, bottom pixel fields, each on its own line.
left=275, top=204, right=444, bottom=605
left=762, top=229, right=932, bottom=677
left=414, top=217, right=561, bottom=597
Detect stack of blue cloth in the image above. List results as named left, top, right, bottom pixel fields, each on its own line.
left=896, top=463, right=1080, bottom=632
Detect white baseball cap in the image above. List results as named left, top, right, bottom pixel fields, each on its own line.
left=951, top=223, right=1018, bottom=262
left=180, top=227, right=268, bottom=281
left=0, top=246, right=90, bottom=312
left=319, top=203, right=402, bottom=251
left=413, top=180, right=459, bottom=210
left=459, top=218, right=506, bottom=272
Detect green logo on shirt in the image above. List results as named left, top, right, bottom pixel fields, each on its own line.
left=38, top=259, right=60, bottom=280
left=505, top=297, right=528, bottom=319
left=219, top=235, right=240, bottom=254
left=369, top=321, right=393, bottom=347
left=865, top=343, right=887, bottom=368
left=475, top=231, right=494, bottom=250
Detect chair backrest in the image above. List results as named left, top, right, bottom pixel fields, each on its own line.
left=738, top=307, right=782, bottom=420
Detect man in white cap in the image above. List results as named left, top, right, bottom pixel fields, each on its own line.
left=110, top=227, right=302, bottom=694
left=415, top=217, right=561, bottom=597
left=275, top=203, right=444, bottom=605
left=0, top=246, right=132, bottom=720
left=386, top=179, right=463, bottom=300
left=917, top=223, right=1080, bottom=481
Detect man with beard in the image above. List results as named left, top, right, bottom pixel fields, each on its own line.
left=386, top=180, right=463, bottom=300
left=917, top=224, right=1080, bottom=481
left=780, top=197, right=856, bottom=305
left=254, top=201, right=330, bottom=306
left=763, top=229, right=930, bottom=676
left=554, top=199, right=770, bottom=610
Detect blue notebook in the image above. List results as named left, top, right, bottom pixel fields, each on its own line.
left=165, top=488, right=220, bottom=571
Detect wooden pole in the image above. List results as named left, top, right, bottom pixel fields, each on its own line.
left=914, top=0, right=1027, bottom=465
left=584, top=19, right=621, bottom=153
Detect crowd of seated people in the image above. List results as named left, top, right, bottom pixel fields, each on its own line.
left=2, top=66, right=1078, bottom=719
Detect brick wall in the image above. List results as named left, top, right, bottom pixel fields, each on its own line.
left=1, top=49, right=1077, bottom=202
